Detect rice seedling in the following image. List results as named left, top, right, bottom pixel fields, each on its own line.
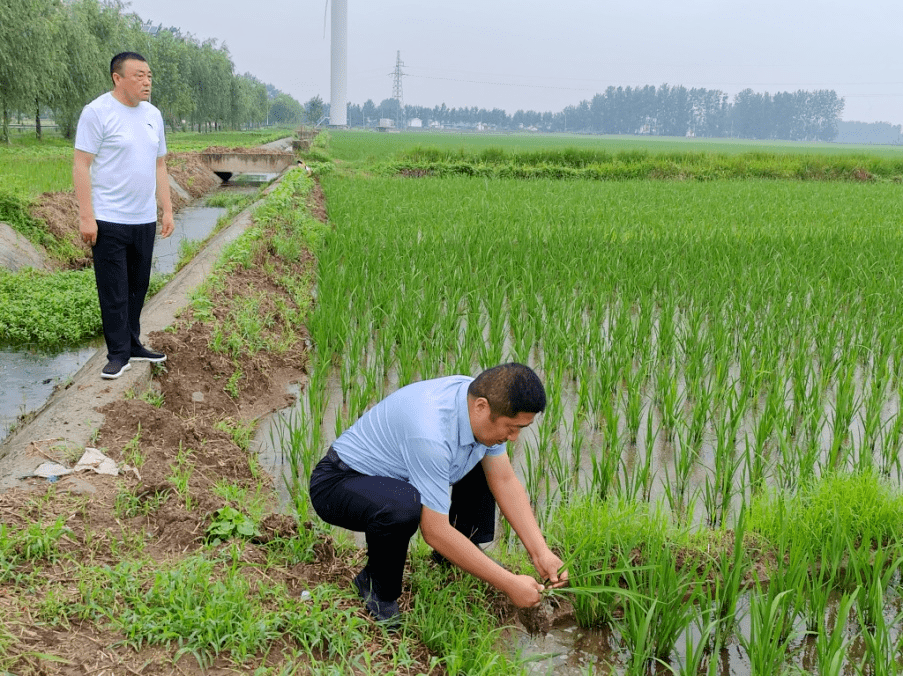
left=613, top=544, right=705, bottom=667
left=852, top=587, right=903, bottom=676
left=849, top=541, right=903, bottom=631
left=811, top=588, right=857, bottom=676
left=709, top=505, right=750, bottom=648
left=738, top=582, right=803, bottom=676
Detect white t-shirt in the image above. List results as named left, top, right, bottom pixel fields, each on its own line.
left=74, top=92, right=167, bottom=224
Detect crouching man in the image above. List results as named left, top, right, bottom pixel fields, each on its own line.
left=309, top=362, right=568, bottom=627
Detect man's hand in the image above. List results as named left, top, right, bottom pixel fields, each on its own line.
left=160, top=213, right=175, bottom=238
left=155, top=156, right=174, bottom=238
left=73, top=149, right=96, bottom=245
left=482, top=454, right=569, bottom=590
left=79, top=217, right=98, bottom=246
left=505, top=573, right=545, bottom=608
left=533, top=548, right=569, bottom=589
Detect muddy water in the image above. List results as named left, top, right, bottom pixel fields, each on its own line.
left=0, top=342, right=100, bottom=440
left=151, top=204, right=227, bottom=275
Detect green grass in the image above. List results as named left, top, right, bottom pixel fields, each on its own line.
left=0, top=191, right=81, bottom=261
left=0, top=268, right=100, bottom=347
left=384, top=145, right=903, bottom=182
left=0, top=135, right=73, bottom=196
left=748, top=470, right=903, bottom=555
left=166, top=126, right=296, bottom=152
left=325, top=128, right=903, bottom=164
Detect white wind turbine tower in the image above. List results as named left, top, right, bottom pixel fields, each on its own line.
left=328, top=0, right=347, bottom=127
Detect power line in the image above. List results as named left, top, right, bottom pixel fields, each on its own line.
left=406, top=72, right=903, bottom=94
left=390, top=51, right=406, bottom=127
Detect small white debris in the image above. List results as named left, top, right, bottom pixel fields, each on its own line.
left=32, top=447, right=120, bottom=479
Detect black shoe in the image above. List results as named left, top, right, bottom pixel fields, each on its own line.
left=101, top=360, right=131, bottom=380
left=431, top=549, right=451, bottom=567
left=130, top=345, right=167, bottom=363
left=353, top=568, right=401, bottom=629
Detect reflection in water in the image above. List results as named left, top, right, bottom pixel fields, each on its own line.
left=152, top=205, right=227, bottom=275
left=0, top=342, right=100, bottom=443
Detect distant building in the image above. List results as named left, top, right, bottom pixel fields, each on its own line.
left=408, top=118, right=423, bottom=128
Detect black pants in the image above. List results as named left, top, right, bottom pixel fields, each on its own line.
left=92, top=220, right=156, bottom=363
left=309, top=448, right=497, bottom=602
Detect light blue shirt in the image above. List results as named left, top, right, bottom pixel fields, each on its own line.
left=331, top=376, right=506, bottom=514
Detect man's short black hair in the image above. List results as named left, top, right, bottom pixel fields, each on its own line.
left=110, top=52, right=148, bottom=81
left=468, top=363, right=546, bottom=419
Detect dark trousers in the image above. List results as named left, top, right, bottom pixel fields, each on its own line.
left=309, top=448, right=497, bottom=602
left=92, top=220, right=156, bottom=363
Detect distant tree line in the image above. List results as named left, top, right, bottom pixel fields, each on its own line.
left=345, top=84, right=846, bottom=142
left=0, top=0, right=307, bottom=142
left=835, top=121, right=903, bottom=145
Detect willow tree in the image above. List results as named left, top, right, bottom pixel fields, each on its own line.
left=230, top=74, right=267, bottom=130
left=50, top=0, right=112, bottom=138
left=0, top=0, right=57, bottom=142
left=142, top=27, right=194, bottom=131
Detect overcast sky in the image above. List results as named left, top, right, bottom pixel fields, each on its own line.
left=123, top=0, right=902, bottom=125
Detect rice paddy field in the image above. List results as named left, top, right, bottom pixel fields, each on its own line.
left=282, top=130, right=903, bottom=674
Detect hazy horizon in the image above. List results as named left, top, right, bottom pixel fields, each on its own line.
left=123, top=0, right=902, bottom=126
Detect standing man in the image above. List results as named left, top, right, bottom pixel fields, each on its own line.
left=73, top=52, right=174, bottom=379
left=309, top=362, right=568, bottom=628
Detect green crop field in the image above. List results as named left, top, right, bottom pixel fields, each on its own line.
left=276, top=130, right=903, bottom=674
left=4, top=125, right=903, bottom=672
left=327, top=127, right=903, bottom=162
